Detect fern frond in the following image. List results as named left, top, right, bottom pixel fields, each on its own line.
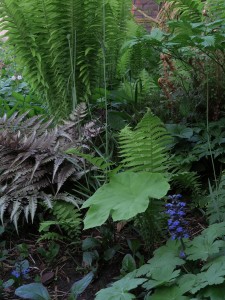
left=170, top=172, right=202, bottom=199
left=119, top=111, right=171, bottom=173
left=52, top=200, right=82, bottom=238
left=0, top=111, right=99, bottom=229
left=0, top=0, right=134, bottom=117
left=207, top=173, right=225, bottom=224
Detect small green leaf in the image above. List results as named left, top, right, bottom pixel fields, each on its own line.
left=121, top=254, right=137, bottom=274
left=69, top=272, right=94, bottom=299
left=82, top=237, right=101, bottom=251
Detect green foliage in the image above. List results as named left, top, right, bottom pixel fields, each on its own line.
left=52, top=201, right=81, bottom=238
left=95, top=274, right=146, bottom=300
left=119, top=111, right=171, bottom=172
left=0, top=41, right=48, bottom=117
left=65, top=148, right=111, bottom=171
left=83, top=172, right=170, bottom=229
left=15, top=273, right=94, bottom=300
left=38, top=200, right=82, bottom=242
left=185, top=222, right=225, bottom=261
left=0, top=0, right=134, bottom=118
left=15, top=283, right=50, bottom=300
left=37, top=242, right=60, bottom=264
left=207, top=173, right=225, bottom=224
left=96, top=222, right=225, bottom=299
left=170, top=172, right=202, bottom=199
left=167, top=0, right=204, bottom=22
left=68, top=272, right=94, bottom=300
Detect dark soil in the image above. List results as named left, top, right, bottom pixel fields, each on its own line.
left=1, top=224, right=127, bottom=300
left=1, top=208, right=206, bottom=300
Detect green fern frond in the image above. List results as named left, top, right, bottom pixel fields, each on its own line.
left=65, top=148, right=111, bottom=171
left=0, top=0, right=134, bottom=117
left=52, top=200, right=82, bottom=239
left=139, top=69, right=159, bottom=95
left=171, top=172, right=202, bottom=199
left=119, top=111, right=172, bottom=173
left=207, top=173, right=225, bottom=224
left=38, top=232, right=65, bottom=242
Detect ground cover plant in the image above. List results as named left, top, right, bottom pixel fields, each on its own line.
left=1, top=0, right=225, bottom=299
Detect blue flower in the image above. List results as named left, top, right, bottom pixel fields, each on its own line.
left=179, top=251, right=186, bottom=258
left=171, top=234, right=177, bottom=240
left=22, top=268, right=29, bottom=275
left=178, top=211, right=185, bottom=216
left=169, top=225, right=176, bottom=230
left=168, top=219, right=173, bottom=225
left=173, top=220, right=180, bottom=226
left=165, top=194, right=189, bottom=241
left=11, top=270, right=20, bottom=278
left=166, top=209, right=176, bottom=215
left=176, top=227, right=184, bottom=233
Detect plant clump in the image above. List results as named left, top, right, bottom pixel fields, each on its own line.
left=0, top=103, right=100, bottom=229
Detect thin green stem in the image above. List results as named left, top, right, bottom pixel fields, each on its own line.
left=102, top=0, right=109, bottom=178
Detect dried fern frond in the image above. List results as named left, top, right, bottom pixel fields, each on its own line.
left=0, top=105, right=100, bottom=230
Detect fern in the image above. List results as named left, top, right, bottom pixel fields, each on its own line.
left=206, top=0, right=225, bottom=20
left=166, top=0, right=204, bottom=22
left=206, top=173, right=225, bottom=224
left=0, top=0, right=134, bottom=117
left=52, top=200, right=82, bottom=239
left=119, top=110, right=171, bottom=173
left=0, top=104, right=100, bottom=230
left=171, top=171, right=202, bottom=200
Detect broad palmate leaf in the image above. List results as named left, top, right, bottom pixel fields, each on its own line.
left=83, top=172, right=170, bottom=229
left=186, top=222, right=225, bottom=261
left=95, top=276, right=146, bottom=300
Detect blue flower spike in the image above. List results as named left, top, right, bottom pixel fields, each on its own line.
left=165, top=194, right=189, bottom=241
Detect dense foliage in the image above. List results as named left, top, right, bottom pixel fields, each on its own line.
left=1, top=0, right=225, bottom=299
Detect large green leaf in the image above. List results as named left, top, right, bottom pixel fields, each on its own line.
left=83, top=172, right=170, bottom=229
left=95, top=277, right=146, bottom=300
left=201, top=283, right=225, bottom=300
left=15, top=283, right=50, bottom=300
left=149, top=286, right=191, bottom=300
left=186, top=222, right=225, bottom=261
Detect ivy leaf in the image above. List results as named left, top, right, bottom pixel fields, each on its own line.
left=83, top=172, right=169, bottom=229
